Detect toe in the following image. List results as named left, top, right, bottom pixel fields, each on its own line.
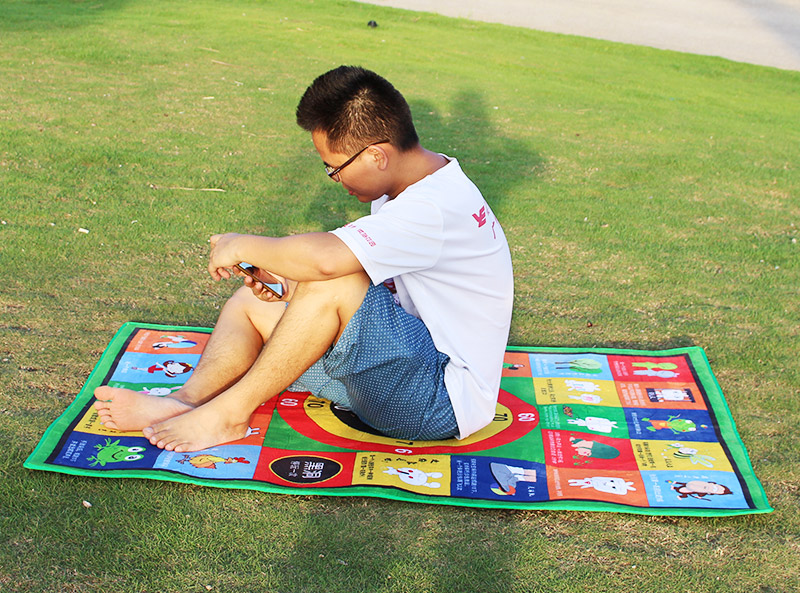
left=143, top=427, right=158, bottom=444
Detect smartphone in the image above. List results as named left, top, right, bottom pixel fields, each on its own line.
left=234, top=262, right=284, bottom=298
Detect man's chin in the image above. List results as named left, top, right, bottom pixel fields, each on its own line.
left=346, top=188, right=379, bottom=203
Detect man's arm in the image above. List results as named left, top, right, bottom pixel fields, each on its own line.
left=208, top=232, right=364, bottom=282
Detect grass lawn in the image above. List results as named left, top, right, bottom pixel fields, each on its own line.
left=1, top=0, right=798, bottom=591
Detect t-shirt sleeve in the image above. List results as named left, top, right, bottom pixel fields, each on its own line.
left=329, top=196, right=444, bottom=285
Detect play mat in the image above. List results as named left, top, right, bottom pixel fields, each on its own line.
left=25, top=323, right=772, bottom=516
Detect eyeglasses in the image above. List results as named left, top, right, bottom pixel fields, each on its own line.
left=325, top=139, right=390, bottom=179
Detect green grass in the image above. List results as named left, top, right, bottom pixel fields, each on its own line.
left=1, top=0, right=798, bottom=591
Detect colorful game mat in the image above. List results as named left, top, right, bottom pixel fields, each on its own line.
left=25, top=323, right=772, bottom=516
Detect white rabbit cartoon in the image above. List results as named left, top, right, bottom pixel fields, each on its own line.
left=568, top=393, right=604, bottom=404
left=384, top=466, right=443, bottom=489
left=566, top=416, right=618, bottom=433
left=139, top=386, right=181, bottom=397
left=564, top=380, right=601, bottom=393
left=568, top=476, right=636, bottom=495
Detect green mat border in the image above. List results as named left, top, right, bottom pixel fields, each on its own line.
left=25, top=322, right=772, bottom=516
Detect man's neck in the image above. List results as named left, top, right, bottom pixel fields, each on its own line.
left=387, top=146, right=449, bottom=199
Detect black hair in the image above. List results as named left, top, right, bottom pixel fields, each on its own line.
left=296, top=66, right=419, bottom=153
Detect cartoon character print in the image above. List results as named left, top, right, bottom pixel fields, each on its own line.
left=151, top=335, right=198, bottom=349
left=86, top=438, right=146, bottom=467
left=565, top=380, right=602, bottom=393
left=569, top=437, right=620, bottom=465
left=642, top=414, right=706, bottom=434
left=647, top=387, right=695, bottom=403
left=489, top=462, right=537, bottom=496
left=503, top=363, right=526, bottom=371
left=669, top=480, right=732, bottom=501
left=131, top=360, right=193, bottom=378
left=139, top=386, right=182, bottom=397
left=631, top=361, right=680, bottom=378
left=568, top=476, right=637, bottom=496
left=556, top=359, right=603, bottom=374
left=384, top=466, right=443, bottom=489
left=569, top=393, right=604, bottom=404
left=177, top=454, right=250, bottom=470
left=662, top=443, right=716, bottom=468
left=566, top=415, right=618, bottom=433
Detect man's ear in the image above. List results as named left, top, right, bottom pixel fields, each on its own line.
left=368, top=144, right=390, bottom=171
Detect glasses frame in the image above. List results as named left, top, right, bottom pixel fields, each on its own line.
left=325, top=139, right=390, bottom=179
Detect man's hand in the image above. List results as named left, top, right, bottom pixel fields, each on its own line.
left=209, top=233, right=294, bottom=302
left=239, top=269, right=294, bottom=302
left=208, top=233, right=242, bottom=281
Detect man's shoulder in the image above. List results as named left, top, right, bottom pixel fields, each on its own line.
left=396, top=159, right=478, bottom=202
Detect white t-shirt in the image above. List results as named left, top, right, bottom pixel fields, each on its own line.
left=330, top=157, right=514, bottom=438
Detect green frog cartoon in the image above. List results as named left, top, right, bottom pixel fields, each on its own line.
left=87, top=438, right=146, bottom=467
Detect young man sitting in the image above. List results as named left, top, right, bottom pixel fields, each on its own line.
left=94, top=66, right=514, bottom=452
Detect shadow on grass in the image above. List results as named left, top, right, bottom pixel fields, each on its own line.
left=282, top=500, right=524, bottom=593
left=0, top=0, right=130, bottom=31
left=572, top=335, right=698, bottom=351
left=301, top=88, right=544, bottom=230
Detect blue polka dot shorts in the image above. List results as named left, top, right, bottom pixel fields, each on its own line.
left=289, top=283, right=459, bottom=441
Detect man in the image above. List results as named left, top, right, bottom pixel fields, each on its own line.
left=94, top=66, right=514, bottom=452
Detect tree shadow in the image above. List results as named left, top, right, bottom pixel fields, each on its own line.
left=283, top=499, right=526, bottom=593
left=299, top=87, right=545, bottom=230
left=0, top=0, right=130, bottom=32
left=414, top=90, right=545, bottom=213
left=569, top=335, right=698, bottom=351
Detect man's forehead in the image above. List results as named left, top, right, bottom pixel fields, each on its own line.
left=312, top=129, right=352, bottom=159
left=311, top=130, right=337, bottom=159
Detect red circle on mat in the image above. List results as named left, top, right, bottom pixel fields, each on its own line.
left=275, top=389, right=538, bottom=455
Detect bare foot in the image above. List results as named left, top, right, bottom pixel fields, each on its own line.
left=142, top=401, right=249, bottom=452
left=93, top=386, right=193, bottom=431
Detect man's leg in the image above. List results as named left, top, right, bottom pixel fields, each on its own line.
left=142, top=272, right=370, bottom=452
left=315, top=283, right=458, bottom=441
left=93, top=285, right=288, bottom=430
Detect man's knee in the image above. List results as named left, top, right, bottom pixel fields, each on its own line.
left=224, top=285, right=287, bottom=340
left=292, top=273, right=371, bottom=330
left=226, top=285, right=265, bottom=311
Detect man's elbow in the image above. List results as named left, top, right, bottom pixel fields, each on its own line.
left=314, top=259, right=342, bottom=280
left=301, top=234, right=360, bottom=280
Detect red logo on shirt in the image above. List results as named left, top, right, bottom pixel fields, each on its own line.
left=356, top=228, right=376, bottom=247
left=472, top=206, right=487, bottom=227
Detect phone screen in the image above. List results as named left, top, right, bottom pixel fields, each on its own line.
left=235, top=263, right=284, bottom=298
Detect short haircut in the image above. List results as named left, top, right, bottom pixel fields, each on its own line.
left=296, top=66, right=419, bottom=153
